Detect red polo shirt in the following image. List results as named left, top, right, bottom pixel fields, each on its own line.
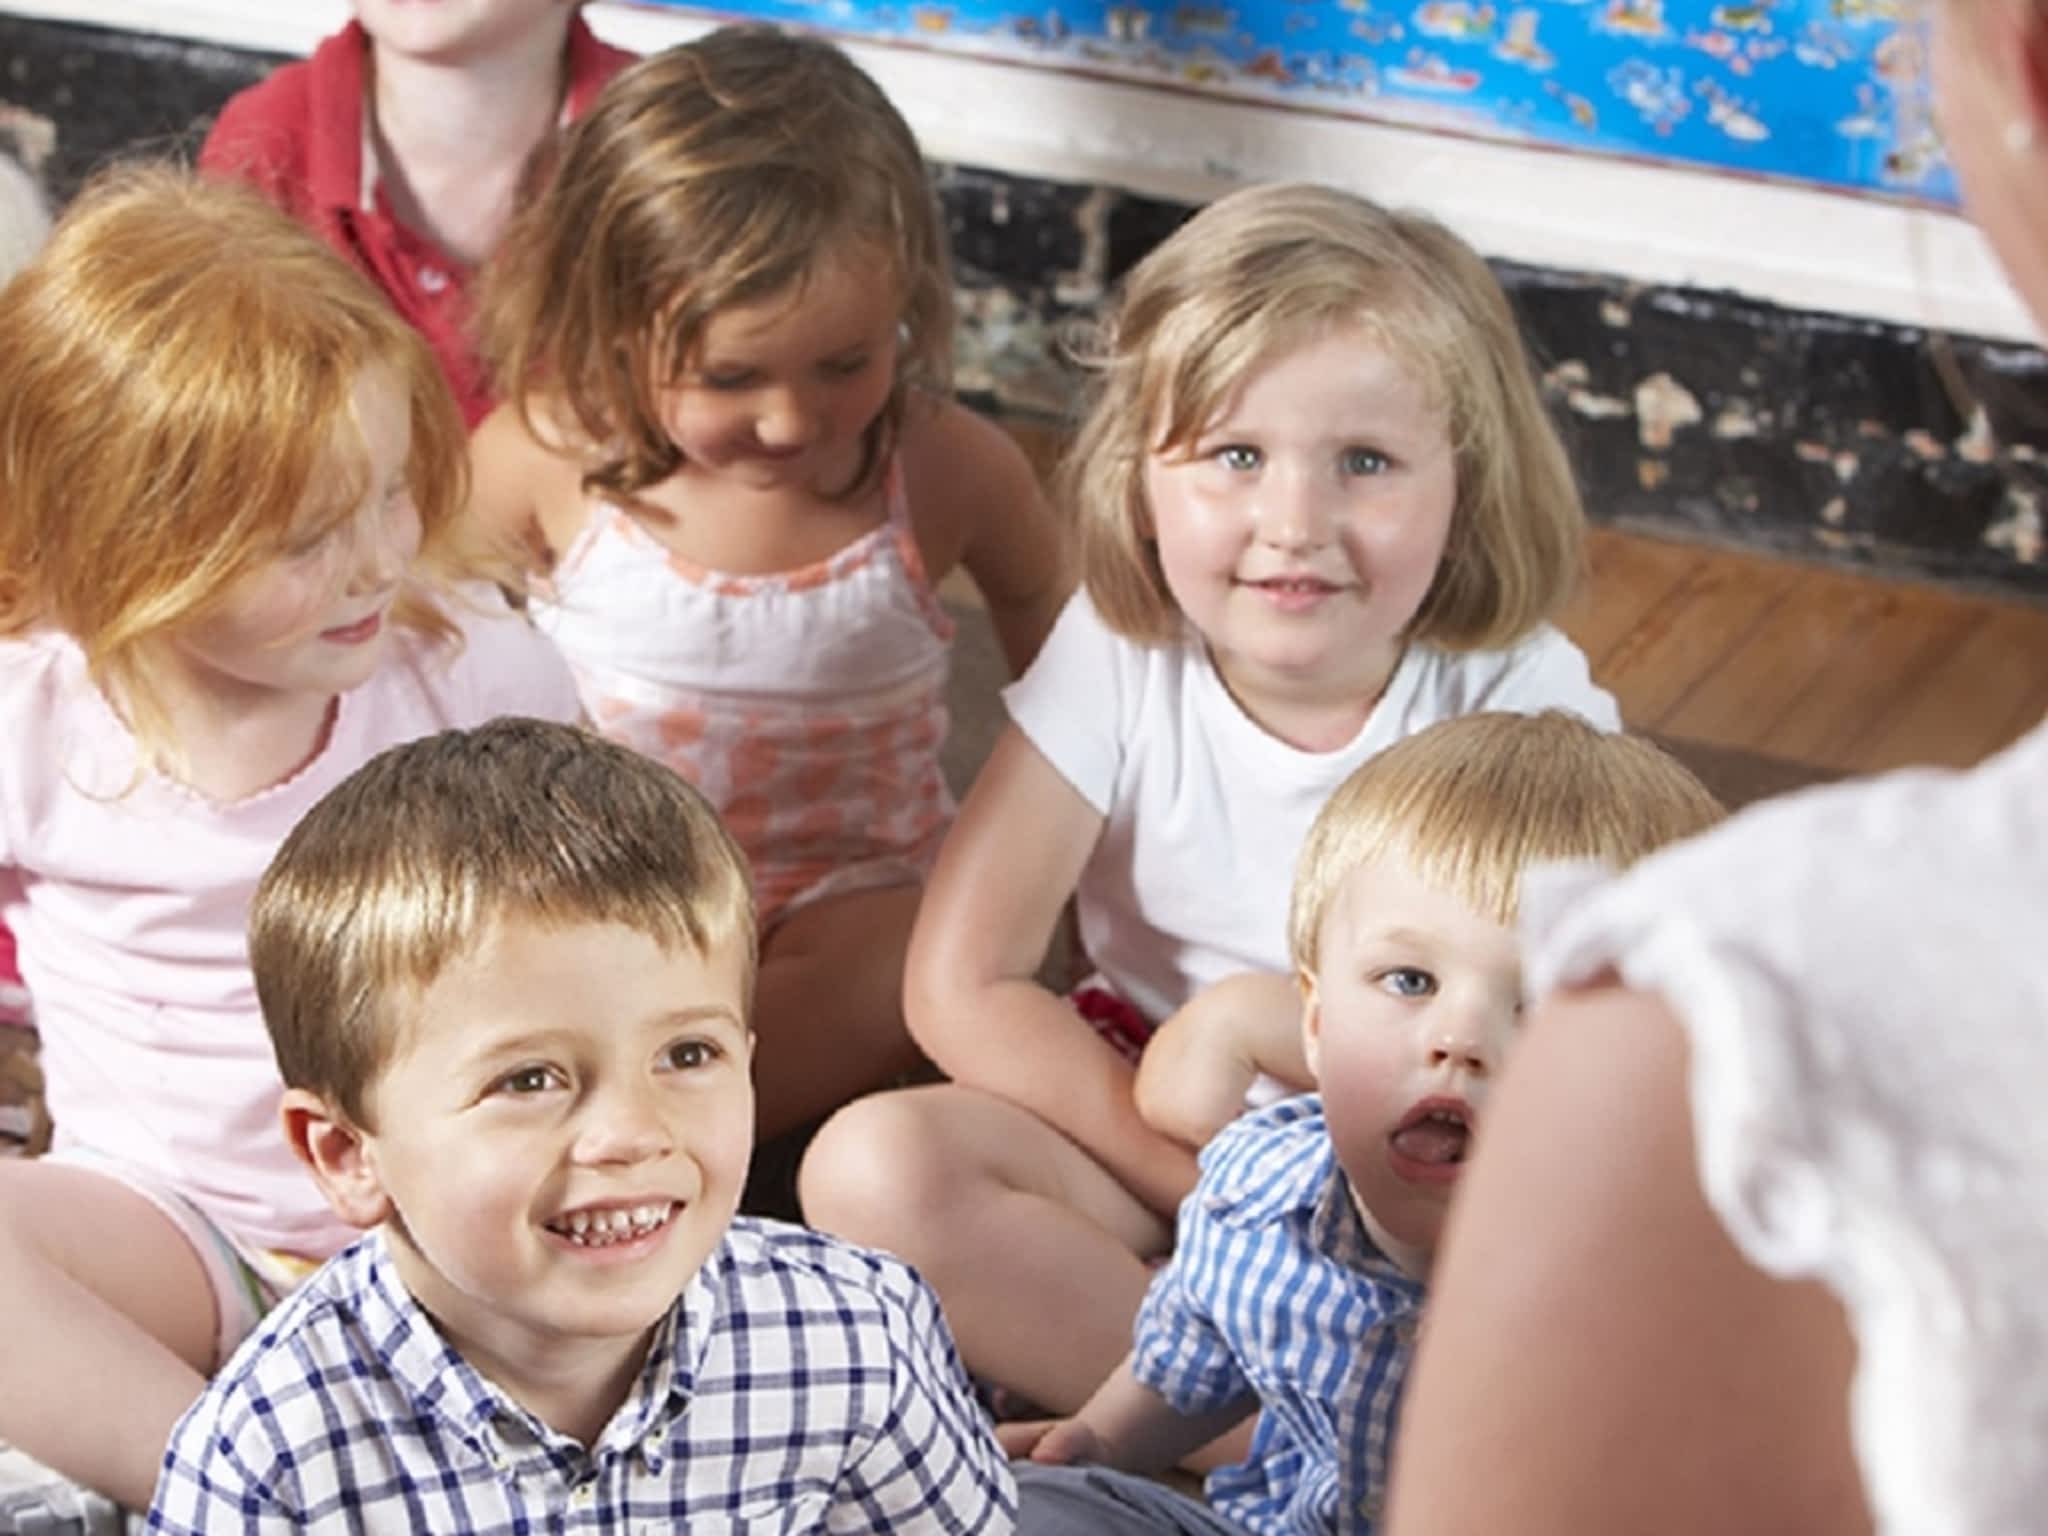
left=200, top=17, right=634, bottom=428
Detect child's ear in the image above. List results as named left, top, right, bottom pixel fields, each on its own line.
left=1298, top=968, right=1324, bottom=1083
left=280, top=1087, right=392, bottom=1231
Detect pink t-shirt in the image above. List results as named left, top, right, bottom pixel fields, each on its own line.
left=0, top=590, right=580, bottom=1257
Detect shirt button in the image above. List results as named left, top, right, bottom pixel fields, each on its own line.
left=572, top=1482, right=595, bottom=1504
left=418, top=265, right=449, bottom=293
left=1359, top=1492, right=1383, bottom=1519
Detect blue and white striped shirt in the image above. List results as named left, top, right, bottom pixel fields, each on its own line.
left=150, top=1218, right=1016, bottom=1534
left=1135, top=1095, right=1424, bottom=1535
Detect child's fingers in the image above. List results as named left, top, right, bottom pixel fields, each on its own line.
left=995, top=1418, right=1059, bottom=1459
left=1031, top=1421, right=1105, bottom=1466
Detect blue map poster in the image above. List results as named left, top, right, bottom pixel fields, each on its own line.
left=637, top=0, right=1948, bottom=203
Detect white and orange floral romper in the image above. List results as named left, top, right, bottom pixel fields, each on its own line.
left=531, top=463, right=957, bottom=930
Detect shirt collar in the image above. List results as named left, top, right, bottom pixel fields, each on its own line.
left=357, top=1228, right=718, bottom=1477
left=313, top=15, right=615, bottom=217
left=1207, top=1097, right=1424, bottom=1288
left=303, top=20, right=371, bottom=215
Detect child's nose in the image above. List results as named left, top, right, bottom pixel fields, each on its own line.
left=756, top=388, right=818, bottom=449
left=1254, top=469, right=1334, bottom=550
left=572, top=1082, right=674, bottom=1166
left=1425, top=1010, right=1505, bottom=1079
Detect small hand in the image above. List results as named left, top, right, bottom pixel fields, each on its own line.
left=997, top=1416, right=1112, bottom=1465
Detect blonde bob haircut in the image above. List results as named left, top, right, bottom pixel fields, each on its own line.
left=1062, top=181, right=1585, bottom=650
left=0, top=164, right=475, bottom=761
left=481, top=25, right=953, bottom=507
left=1288, top=711, right=1724, bottom=975
left=251, top=717, right=757, bottom=1130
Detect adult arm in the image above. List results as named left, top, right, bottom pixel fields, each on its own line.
left=1385, top=981, right=1871, bottom=1536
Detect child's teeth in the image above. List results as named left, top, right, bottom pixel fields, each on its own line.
left=555, top=1203, right=673, bottom=1246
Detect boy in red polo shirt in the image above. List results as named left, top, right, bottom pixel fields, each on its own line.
left=202, top=1, right=634, bottom=427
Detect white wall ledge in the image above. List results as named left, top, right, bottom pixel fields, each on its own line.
left=4, top=0, right=2036, bottom=344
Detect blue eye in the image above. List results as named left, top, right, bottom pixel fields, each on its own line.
left=1378, top=968, right=1436, bottom=999
left=1341, top=447, right=1389, bottom=476
left=1215, top=444, right=1261, bottom=471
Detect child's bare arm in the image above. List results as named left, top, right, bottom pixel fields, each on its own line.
left=906, top=726, right=1198, bottom=1218
left=1005, top=1352, right=1256, bottom=1475
left=1135, top=972, right=1309, bottom=1148
left=465, top=401, right=570, bottom=572
left=902, top=399, right=1070, bottom=675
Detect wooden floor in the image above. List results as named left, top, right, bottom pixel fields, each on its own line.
left=1566, top=528, right=2048, bottom=775
left=992, top=418, right=2048, bottom=777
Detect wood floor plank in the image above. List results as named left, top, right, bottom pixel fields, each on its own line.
left=1592, top=551, right=1804, bottom=730
left=1654, top=565, right=1888, bottom=757
left=1853, top=602, right=2048, bottom=771
left=1755, top=583, right=1984, bottom=771
left=1559, top=529, right=1703, bottom=670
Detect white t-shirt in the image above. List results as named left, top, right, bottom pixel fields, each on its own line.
left=1003, top=592, right=1618, bottom=1022
left=1526, top=715, right=2048, bottom=1536
left=0, top=589, right=582, bottom=1257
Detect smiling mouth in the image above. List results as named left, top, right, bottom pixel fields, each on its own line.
left=1242, top=575, right=1343, bottom=596
left=543, top=1201, right=678, bottom=1248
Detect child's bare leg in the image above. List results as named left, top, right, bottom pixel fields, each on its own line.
left=752, top=884, right=928, bottom=1140
left=0, top=1161, right=218, bottom=1507
left=1134, top=972, right=1308, bottom=1147
left=800, top=1083, right=1171, bottom=1412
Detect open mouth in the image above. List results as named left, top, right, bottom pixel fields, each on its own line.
left=1388, top=1099, right=1474, bottom=1180
left=543, top=1201, right=678, bottom=1249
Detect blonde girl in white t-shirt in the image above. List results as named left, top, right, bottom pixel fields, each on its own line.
left=801, top=181, right=1618, bottom=1422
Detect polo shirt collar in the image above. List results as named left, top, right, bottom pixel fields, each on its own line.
left=308, top=15, right=616, bottom=218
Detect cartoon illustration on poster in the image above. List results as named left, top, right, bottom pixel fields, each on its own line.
left=648, top=0, right=1945, bottom=202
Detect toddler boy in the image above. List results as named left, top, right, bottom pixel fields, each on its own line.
left=149, top=717, right=1015, bottom=1533
left=1009, top=711, right=1723, bottom=1533
left=202, top=1, right=634, bottom=425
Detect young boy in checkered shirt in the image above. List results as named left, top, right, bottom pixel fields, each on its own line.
left=1003, top=712, right=1723, bottom=1534
left=148, top=718, right=1014, bottom=1534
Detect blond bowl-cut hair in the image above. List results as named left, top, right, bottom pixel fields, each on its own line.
left=250, top=717, right=758, bottom=1131
left=0, top=164, right=477, bottom=762
left=1062, top=182, right=1585, bottom=651
left=480, top=25, right=953, bottom=508
left=1288, top=711, right=1724, bottom=976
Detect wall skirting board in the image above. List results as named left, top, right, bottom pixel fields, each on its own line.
left=1, top=3, right=2043, bottom=597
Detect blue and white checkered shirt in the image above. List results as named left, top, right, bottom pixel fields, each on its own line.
left=1134, top=1095, right=1424, bottom=1536
left=150, top=1217, right=1016, bottom=1534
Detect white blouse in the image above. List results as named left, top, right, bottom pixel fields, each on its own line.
left=1527, top=717, right=2048, bottom=1536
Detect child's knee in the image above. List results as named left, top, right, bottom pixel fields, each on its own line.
left=797, top=1089, right=977, bottom=1244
